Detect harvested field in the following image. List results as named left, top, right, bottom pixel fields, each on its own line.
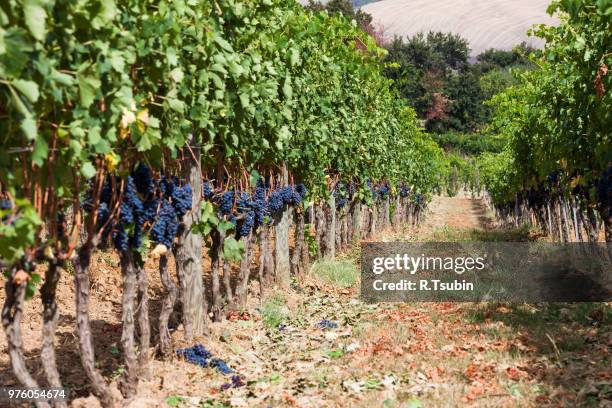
left=361, top=0, right=558, bottom=55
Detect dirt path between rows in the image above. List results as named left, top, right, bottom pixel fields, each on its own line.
left=415, top=193, right=493, bottom=235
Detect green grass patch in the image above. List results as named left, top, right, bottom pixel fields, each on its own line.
left=311, top=259, right=358, bottom=287
left=428, top=224, right=537, bottom=242
left=165, top=395, right=186, bottom=407
left=261, top=292, right=288, bottom=329
left=326, top=349, right=345, bottom=359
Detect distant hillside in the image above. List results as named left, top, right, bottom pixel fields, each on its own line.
left=352, top=0, right=380, bottom=6
left=298, top=0, right=380, bottom=6
left=361, top=0, right=558, bottom=56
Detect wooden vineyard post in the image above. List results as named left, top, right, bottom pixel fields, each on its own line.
left=325, top=193, right=336, bottom=259
left=158, top=255, right=177, bottom=357
left=174, top=136, right=207, bottom=339
left=370, top=204, right=377, bottom=237
left=315, top=203, right=325, bottom=257
left=291, top=209, right=305, bottom=276
left=275, top=163, right=291, bottom=289
left=393, top=196, right=401, bottom=229
left=384, top=196, right=390, bottom=228
left=352, top=200, right=361, bottom=243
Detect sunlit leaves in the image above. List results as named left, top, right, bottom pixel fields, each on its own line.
left=76, top=64, right=101, bottom=108
left=23, top=0, right=48, bottom=41
left=11, top=79, right=38, bottom=103
left=485, top=0, right=611, bottom=205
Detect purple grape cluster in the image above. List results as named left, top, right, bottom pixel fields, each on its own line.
left=1, top=199, right=12, bottom=210
left=268, top=185, right=304, bottom=215
left=379, top=183, right=390, bottom=199
left=597, top=166, right=611, bottom=214
left=1, top=198, right=11, bottom=223
left=176, top=344, right=234, bottom=374
left=113, top=176, right=145, bottom=251
left=295, top=183, right=307, bottom=198
left=210, top=358, right=234, bottom=375
left=83, top=165, right=190, bottom=251
left=171, top=183, right=192, bottom=217
left=253, top=180, right=268, bottom=226
left=150, top=200, right=178, bottom=248
left=267, top=189, right=285, bottom=214
left=220, top=375, right=245, bottom=391
left=218, top=191, right=235, bottom=215
left=238, top=211, right=255, bottom=238
left=399, top=184, right=410, bottom=198
left=132, top=163, right=155, bottom=195
left=234, top=189, right=262, bottom=238
left=413, top=193, right=424, bottom=206
left=206, top=179, right=306, bottom=239
left=203, top=181, right=214, bottom=199
left=315, top=319, right=338, bottom=330
left=334, top=182, right=348, bottom=209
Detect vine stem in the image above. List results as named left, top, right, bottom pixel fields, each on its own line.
left=2, top=268, right=51, bottom=408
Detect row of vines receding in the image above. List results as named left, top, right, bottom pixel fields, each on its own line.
left=0, top=0, right=442, bottom=406
left=476, top=0, right=611, bottom=242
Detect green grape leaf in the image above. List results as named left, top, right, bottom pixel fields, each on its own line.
left=12, top=80, right=39, bottom=103
left=31, top=136, right=48, bottom=166
left=21, top=116, right=37, bottom=140
left=23, top=0, right=48, bottom=41
left=81, top=162, right=96, bottom=179
left=77, top=68, right=101, bottom=108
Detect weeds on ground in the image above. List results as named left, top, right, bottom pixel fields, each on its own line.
left=311, top=258, right=359, bottom=288
left=428, top=224, right=538, bottom=242
left=260, top=292, right=289, bottom=329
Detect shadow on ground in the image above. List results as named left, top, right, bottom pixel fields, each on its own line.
left=468, top=302, right=611, bottom=406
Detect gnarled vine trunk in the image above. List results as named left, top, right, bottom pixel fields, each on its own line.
left=258, top=227, right=273, bottom=296
left=73, top=247, right=120, bottom=407
left=157, top=255, right=176, bottom=358
left=174, top=138, right=207, bottom=339
left=41, top=261, right=66, bottom=408
left=291, top=209, right=305, bottom=276
left=352, top=201, right=361, bottom=243
left=222, top=260, right=233, bottom=309
left=136, top=264, right=150, bottom=379
left=118, top=251, right=138, bottom=398
left=2, top=268, right=51, bottom=408
left=324, top=195, right=336, bottom=259
left=235, top=233, right=253, bottom=308
left=315, top=204, right=325, bottom=258
left=210, top=229, right=224, bottom=321
left=274, top=164, right=291, bottom=289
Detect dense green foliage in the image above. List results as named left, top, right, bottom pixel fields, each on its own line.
left=0, top=0, right=442, bottom=266
left=482, top=0, right=611, bottom=206
left=433, top=132, right=505, bottom=156
left=384, top=35, right=535, bottom=132
left=306, top=0, right=374, bottom=32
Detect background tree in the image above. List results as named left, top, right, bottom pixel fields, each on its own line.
left=384, top=34, right=535, bottom=132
